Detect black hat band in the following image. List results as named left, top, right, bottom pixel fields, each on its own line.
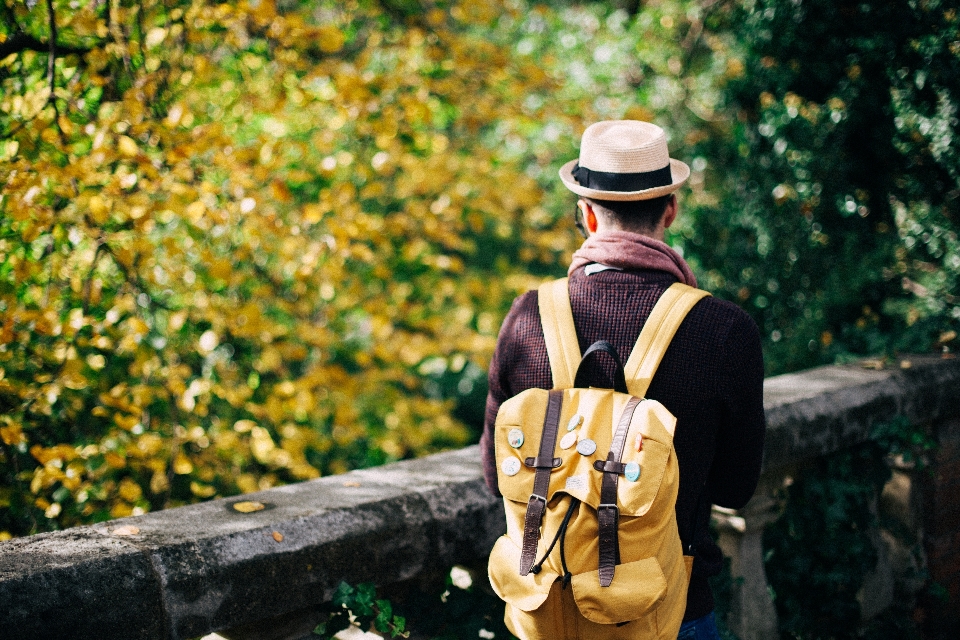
left=572, top=162, right=672, bottom=192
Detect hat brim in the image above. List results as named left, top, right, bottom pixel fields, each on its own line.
left=558, top=158, right=690, bottom=201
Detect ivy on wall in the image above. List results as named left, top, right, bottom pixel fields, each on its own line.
left=762, top=417, right=936, bottom=639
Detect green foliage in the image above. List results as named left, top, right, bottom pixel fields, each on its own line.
left=1, top=0, right=957, bottom=541
left=312, top=571, right=516, bottom=640
left=395, top=568, right=515, bottom=639
left=1, top=0, right=582, bottom=537
left=690, top=0, right=960, bottom=374
left=313, top=581, right=409, bottom=639
left=0, top=0, right=754, bottom=538
left=762, top=418, right=934, bottom=639
left=764, top=443, right=889, bottom=638
left=871, top=415, right=937, bottom=469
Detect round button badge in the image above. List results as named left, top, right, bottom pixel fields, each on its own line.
left=624, top=462, right=641, bottom=482
left=501, top=457, right=522, bottom=477
left=507, top=428, right=524, bottom=449
left=566, top=414, right=583, bottom=431
left=576, top=438, right=597, bottom=456
left=559, top=431, right=578, bottom=450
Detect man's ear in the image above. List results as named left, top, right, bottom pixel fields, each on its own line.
left=579, top=200, right=599, bottom=234
left=662, top=194, right=678, bottom=229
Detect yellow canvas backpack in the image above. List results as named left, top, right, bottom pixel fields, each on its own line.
left=487, top=279, right=710, bottom=640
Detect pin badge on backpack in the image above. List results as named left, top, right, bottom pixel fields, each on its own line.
left=576, top=438, right=597, bottom=456
left=559, top=431, right=578, bottom=450
left=507, top=429, right=524, bottom=448
left=501, top=457, right=522, bottom=476
left=624, top=462, right=641, bottom=482
left=566, top=414, right=583, bottom=431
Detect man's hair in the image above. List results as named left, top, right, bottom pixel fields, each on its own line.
left=584, top=195, right=672, bottom=233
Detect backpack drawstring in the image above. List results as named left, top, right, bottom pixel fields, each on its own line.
left=529, top=495, right=580, bottom=587
left=559, top=499, right=576, bottom=589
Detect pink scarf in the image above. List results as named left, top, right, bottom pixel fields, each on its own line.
left=568, top=230, right=697, bottom=287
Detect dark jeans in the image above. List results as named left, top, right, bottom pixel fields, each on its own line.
left=677, top=611, right=721, bottom=640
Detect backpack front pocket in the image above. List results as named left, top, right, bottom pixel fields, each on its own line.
left=570, top=556, right=667, bottom=625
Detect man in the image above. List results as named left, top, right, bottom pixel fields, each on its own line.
left=480, top=120, right=766, bottom=638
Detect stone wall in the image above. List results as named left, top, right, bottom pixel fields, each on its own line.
left=924, top=415, right=960, bottom=621
left=0, top=448, right=503, bottom=640
left=1, top=356, right=959, bottom=640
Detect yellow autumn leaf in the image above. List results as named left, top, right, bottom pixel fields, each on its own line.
left=112, top=525, right=140, bottom=536
left=232, top=500, right=266, bottom=513
left=250, top=427, right=276, bottom=464
left=118, top=136, right=139, bottom=158
left=104, top=452, right=126, bottom=469
left=186, top=200, right=206, bottom=222
left=189, top=481, right=216, bottom=498
left=316, top=25, right=345, bottom=53
left=0, top=424, right=26, bottom=446
left=173, top=454, right=193, bottom=475
left=118, top=478, right=143, bottom=502
left=88, top=195, right=110, bottom=223
left=150, top=471, right=170, bottom=494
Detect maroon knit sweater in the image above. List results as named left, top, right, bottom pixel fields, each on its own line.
left=480, top=266, right=766, bottom=622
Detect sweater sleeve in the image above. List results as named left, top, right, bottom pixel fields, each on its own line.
left=479, top=295, right=527, bottom=497
left=708, top=311, right=766, bottom=509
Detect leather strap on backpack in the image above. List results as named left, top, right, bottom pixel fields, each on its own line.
left=519, top=389, right=564, bottom=576
left=595, top=395, right=644, bottom=586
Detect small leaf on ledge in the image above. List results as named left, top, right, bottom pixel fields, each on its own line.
left=232, top=501, right=266, bottom=513
left=112, top=525, right=140, bottom=536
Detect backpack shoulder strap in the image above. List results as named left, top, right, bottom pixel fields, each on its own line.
left=537, top=278, right=581, bottom=389
left=624, top=283, right=710, bottom=399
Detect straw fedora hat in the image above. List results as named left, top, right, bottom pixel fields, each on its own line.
left=559, top=120, right=690, bottom=201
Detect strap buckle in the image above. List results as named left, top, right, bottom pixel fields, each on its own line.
left=529, top=493, right=547, bottom=505
left=598, top=502, right=620, bottom=528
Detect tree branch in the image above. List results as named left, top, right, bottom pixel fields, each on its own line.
left=0, top=32, right=90, bottom=59
left=82, top=241, right=106, bottom=315
left=46, top=0, right=57, bottom=82
left=108, top=0, right=131, bottom=73
left=45, top=0, right=62, bottom=130
left=100, top=240, right=175, bottom=311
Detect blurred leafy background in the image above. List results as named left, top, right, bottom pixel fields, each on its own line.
left=1, top=0, right=957, bottom=546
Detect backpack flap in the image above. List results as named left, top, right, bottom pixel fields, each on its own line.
left=494, top=387, right=675, bottom=518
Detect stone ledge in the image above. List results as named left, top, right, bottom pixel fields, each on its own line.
left=2, top=357, right=958, bottom=640
left=762, top=356, right=960, bottom=470
left=1, top=447, right=504, bottom=640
